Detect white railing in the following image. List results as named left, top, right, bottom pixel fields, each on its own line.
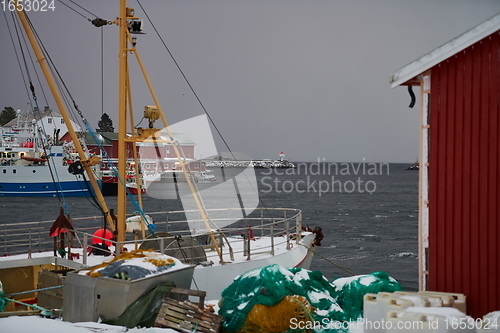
left=0, top=208, right=303, bottom=265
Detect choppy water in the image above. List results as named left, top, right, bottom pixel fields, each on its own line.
left=0, top=162, right=418, bottom=290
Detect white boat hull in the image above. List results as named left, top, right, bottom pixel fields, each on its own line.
left=191, top=233, right=316, bottom=300
left=0, top=146, right=98, bottom=197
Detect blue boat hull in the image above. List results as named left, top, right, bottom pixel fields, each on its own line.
left=0, top=180, right=101, bottom=197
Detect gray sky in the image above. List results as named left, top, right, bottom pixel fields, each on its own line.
left=1, top=0, right=499, bottom=162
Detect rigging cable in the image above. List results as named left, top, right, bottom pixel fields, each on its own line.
left=12, top=12, right=50, bottom=107
left=23, top=12, right=150, bottom=226
left=135, top=0, right=234, bottom=158
left=25, top=13, right=86, bottom=128
left=23, top=14, right=105, bottom=214
left=58, top=0, right=109, bottom=28
left=15, top=12, right=68, bottom=147
left=4, top=11, right=33, bottom=111
left=136, top=1, right=280, bottom=225
left=21, top=13, right=75, bottom=206
left=101, top=26, right=104, bottom=117
left=57, top=0, right=92, bottom=22
left=23, top=11, right=106, bottom=214
left=23, top=10, right=135, bottom=218
left=67, top=0, right=99, bottom=19
left=10, top=12, right=69, bottom=211
left=83, top=124, right=155, bottom=233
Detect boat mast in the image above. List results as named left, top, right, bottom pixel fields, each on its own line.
left=117, top=0, right=128, bottom=245
left=15, top=4, right=116, bottom=232
left=116, top=1, right=223, bottom=260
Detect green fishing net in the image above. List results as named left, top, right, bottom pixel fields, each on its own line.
left=219, top=266, right=402, bottom=333
left=0, top=281, right=8, bottom=312
left=331, top=271, right=403, bottom=321
left=219, top=265, right=346, bottom=332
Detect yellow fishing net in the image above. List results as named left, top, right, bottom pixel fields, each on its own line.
left=240, top=295, right=314, bottom=333
left=86, top=249, right=176, bottom=278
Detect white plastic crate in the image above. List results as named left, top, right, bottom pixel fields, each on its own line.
left=364, top=293, right=428, bottom=333
left=387, top=307, right=475, bottom=333
left=477, top=311, right=500, bottom=333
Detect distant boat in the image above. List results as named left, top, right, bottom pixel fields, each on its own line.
left=0, top=123, right=99, bottom=197
left=406, top=159, right=419, bottom=170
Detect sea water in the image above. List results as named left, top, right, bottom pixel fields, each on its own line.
left=0, top=162, right=418, bottom=290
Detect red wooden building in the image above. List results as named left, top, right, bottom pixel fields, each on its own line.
left=391, top=14, right=500, bottom=318
left=60, top=131, right=197, bottom=167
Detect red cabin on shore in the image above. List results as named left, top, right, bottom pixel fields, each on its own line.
left=391, top=13, right=500, bottom=318
left=59, top=131, right=196, bottom=161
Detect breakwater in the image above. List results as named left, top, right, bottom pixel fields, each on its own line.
left=204, top=160, right=295, bottom=168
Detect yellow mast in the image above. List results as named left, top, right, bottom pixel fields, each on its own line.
left=125, top=30, right=223, bottom=260
left=15, top=5, right=116, bottom=232
left=117, top=0, right=128, bottom=244
left=116, top=1, right=223, bottom=259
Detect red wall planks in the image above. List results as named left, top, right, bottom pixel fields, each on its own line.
left=428, top=33, right=500, bottom=318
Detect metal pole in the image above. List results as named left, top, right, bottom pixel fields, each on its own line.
left=28, top=229, right=32, bottom=258
left=260, top=209, right=264, bottom=237
left=83, top=233, right=88, bottom=265
left=270, top=223, right=274, bottom=256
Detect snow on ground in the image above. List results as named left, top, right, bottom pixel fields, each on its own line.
left=1, top=316, right=178, bottom=333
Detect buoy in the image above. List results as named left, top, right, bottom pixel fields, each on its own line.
left=92, top=229, right=113, bottom=246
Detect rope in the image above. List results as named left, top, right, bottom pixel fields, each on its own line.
left=299, top=244, right=356, bottom=276
left=5, top=285, right=62, bottom=298
left=3, top=297, right=53, bottom=315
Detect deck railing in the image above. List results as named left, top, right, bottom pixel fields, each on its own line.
left=0, top=208, right=303, bottom=266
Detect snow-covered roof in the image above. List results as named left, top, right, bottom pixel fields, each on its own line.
left=3, top=108, right=64, bottom=127
left=137, top=132, right=196, bottom=146
left=166, top=132, right=196, bottom=145
left=390, top=12, right=500, bottom=88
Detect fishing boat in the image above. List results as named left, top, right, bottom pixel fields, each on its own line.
left=406, top=159, right=419, bottom=171
left=0, top=110, right=100, bottom=197
left=0, top=0, right=320, bottom=319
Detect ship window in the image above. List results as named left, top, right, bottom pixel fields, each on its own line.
left=61, top=119, right=65, bottom=124
left=164, top=164, right=169, bottom=169
left=33, top=170, right=36, bottom=173
left=13, top=169, right=16, bottom=174
left=43, top=186, right=48, bottom=189
left=194, top=164, right=199, bottom=169
left=48, top=118, right=52, bottom=124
